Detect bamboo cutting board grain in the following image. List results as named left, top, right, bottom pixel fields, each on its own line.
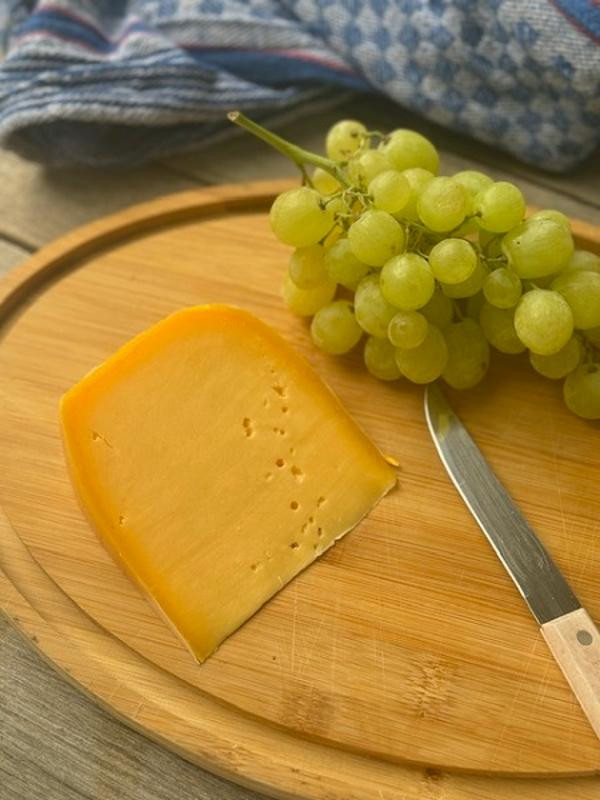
left=1, top=182, right=600, bottom=798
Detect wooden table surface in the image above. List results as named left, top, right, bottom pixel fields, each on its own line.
left=1, top=94, right=599, bottom=800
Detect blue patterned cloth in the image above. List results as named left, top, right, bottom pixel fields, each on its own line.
left=1, top=1, right=599, bottom=171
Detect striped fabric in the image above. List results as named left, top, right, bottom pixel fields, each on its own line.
left=1, top=1, right=599, bottom=171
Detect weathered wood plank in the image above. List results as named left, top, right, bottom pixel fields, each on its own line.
left=0, top=616, right=267, bottom=800
left=0, top=239, right=30, bottom=275
left=0, top=151, right=204, bottom=249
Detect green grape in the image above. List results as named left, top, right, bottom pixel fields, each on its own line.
left=529, top=209, right=570, bottom=229
left=417, top=177, right=468, bottom=232
left=502, top=217, right=574, bottom=278
left=270, top=187, right=334, bottom=247
left=466, top=290, right=486, bottom=320
left=453, top=170, right=493, bottom=201
left=585, top=326, right=600, bottom=347
left=381, top=129, right=440, bottom=174
left=323, top=194, right=345, bottom=219
left=564, top=249, right=600, bottom=274
left=354, top=273, right=398, bottom=337
left=288, top=244, right=328, bottom=289
left=321, top=200, right=346, bottom=248
left=395, top=324, right=448, bottom=384
left=442, top=319, right=490, bottom=390
left=387, top=310, right=428, bottom=349
left=441, top=259, right=487, bottom=299
left=323, top=238, right=370, bottom=290
left=312, top=167, right=340, bottom=195
left=325, top=119, right=367, bottom=161
left=364, top=336, right=402, bottom=381
left=483, top=268, right=522, bottom=309
left=514, top=289, right=573, bottom=355
left=551, top=270, right=600, bottom=329
left=282, top=272, right=336, bottom=316
left=421, top=287, right=454, bottom=329
left=380, top=253, right=435, bottom=310
left=479, top=302, right=526, bottom=354
left=429, top=238, right=477, bottom=284
left=347, top=149, right=392, bottom=187
left=368, top=170, right=410, bottom=213
left=310, top=300, right=363, bottom=355
left=529, top=336, right=582, bottom=379
left=563, top=364, right=600, bottom=419
left=348, top=209, right=405, bottom=267
left=399, top=167, right=434, bottom=222
left=475, top=181, right=525, bottom=233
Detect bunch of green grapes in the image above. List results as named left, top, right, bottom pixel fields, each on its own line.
left=232, top=114, right=600, bottom=420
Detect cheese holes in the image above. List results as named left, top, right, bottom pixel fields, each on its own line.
left=290, top=501, right=299, bottom=511
left=291, top=465, right=304, bottom=481
left=289, top=541, right=300, bottom=549
left=242, top=417, right=254, bottom=437
left=91, top=431, right=113, bottom=448
left=317, top=496, right=326, bottom=507
left=276, top=458, right=285, bottom=468
left=272, top=384, right=286, bottom=397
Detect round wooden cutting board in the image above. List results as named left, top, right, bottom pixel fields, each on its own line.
left=1, top=181, right=600, bottom=799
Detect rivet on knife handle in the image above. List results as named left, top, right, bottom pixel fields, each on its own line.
left=541, top=608, right=600, bottom=739
left=424, top=383, right=600, bottom=740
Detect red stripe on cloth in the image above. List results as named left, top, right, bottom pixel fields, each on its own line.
left=549, top=0, right=600, bottom=44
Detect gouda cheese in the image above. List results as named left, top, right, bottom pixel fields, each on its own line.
left=61, top=305, right=396, bottom=661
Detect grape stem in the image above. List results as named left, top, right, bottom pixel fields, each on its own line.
left=365, top=129, right=386, bottom=141
left=228, top=111, right=351, bottom=188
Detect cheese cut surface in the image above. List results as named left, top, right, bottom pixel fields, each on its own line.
left=60, top=305, right=397, bottom=661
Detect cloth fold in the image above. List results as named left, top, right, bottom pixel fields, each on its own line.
left=1, top=1, right=599, bottom=171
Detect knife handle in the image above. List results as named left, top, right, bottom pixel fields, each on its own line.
left=541, top=607, right=600, bottom=739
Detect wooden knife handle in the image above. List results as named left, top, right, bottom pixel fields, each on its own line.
left=541, top=607, right=600, bottom=739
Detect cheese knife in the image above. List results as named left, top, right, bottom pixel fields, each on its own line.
left=424, top=382, right=600, bottom=739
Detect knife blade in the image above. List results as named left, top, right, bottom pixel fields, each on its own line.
left=424, top=383, right=600, bottom=740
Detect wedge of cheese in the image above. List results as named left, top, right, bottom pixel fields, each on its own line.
left=61, top=305, right=396, bottom=661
